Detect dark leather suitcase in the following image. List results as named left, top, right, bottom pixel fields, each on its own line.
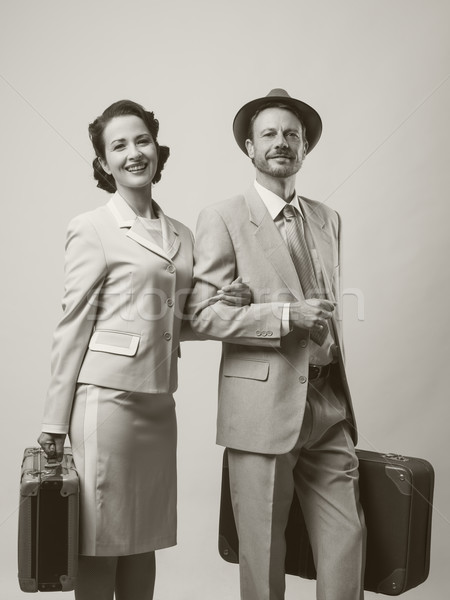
left=18, top=447, right=79, bottom=592
left=219, top=449, right=434, bottom=596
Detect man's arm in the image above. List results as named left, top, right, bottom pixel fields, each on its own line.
left=186, top=206, right=284, bottom=347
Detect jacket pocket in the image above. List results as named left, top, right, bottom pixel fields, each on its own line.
left=223, top=358, right=269, bottom=381
left=88, top=330, right=141, bottom=357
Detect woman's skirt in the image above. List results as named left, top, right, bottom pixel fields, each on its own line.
left=69, top=383, right=177, bottom=556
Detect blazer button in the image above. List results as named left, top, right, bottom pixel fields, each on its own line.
left=167, top=264, right=176, bottom=274
left=164, top=332, right=172, bottom=341
left=299, top=375, right=307, bottom=384
left=166, top=298, right=174, bottom=307
left=299, top=339, right=307, bottom=348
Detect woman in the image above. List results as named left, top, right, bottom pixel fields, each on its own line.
left=38, top=100, right=250, bottom=600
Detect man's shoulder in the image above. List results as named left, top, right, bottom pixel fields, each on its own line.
left=300, top=196, right=340, bottom=223
left=199, top=193, right=248, bottom=220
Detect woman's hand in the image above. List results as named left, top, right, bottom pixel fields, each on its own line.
left=37, top=432, right=66, bottom=462
left=217, top=276, right=252, bottom=306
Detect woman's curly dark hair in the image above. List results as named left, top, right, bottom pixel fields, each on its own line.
left=88, top=100, right=170, bottom=193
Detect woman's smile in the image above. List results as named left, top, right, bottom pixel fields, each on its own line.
left=125, top=162, right=148, bottom=173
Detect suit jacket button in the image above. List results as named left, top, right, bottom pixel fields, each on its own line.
left=166, top=298, right=174, bottom=307
left=164, top=332, right=172, bottom=341
left=299, top=375, right=307, bottom=384
left=167, top=264, right=176, bottom=274
left=256, top=330, right=261, bottom=336
left=299, top=339, right=307, bottom=348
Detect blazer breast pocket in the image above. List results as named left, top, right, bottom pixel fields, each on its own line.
left=88, top=329, right=141, bottom=356
left=223, top=358, right=269, bottom=381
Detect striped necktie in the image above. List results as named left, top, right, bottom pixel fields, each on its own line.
left=283, top=204, right=328, bottom=346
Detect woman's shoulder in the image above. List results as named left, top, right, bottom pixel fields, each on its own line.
left=67, top=203, right=111, bottom=233
left=167, top=215, right=191, bottom=233
left=164, top=214, right=194, bottom=241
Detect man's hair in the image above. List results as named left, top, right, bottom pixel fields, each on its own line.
left=246, top=102, right=308, bottom=148
left=88, top=99, right=170, bottom=193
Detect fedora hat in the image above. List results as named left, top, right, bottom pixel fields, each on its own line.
left=233, top=88, right=322, bottom=155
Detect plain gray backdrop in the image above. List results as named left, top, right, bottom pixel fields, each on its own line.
left=1, top=1, right=449, bottom=598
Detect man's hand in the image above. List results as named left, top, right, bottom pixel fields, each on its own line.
left=37, top=432, right=66, bottom=462
left=217, top=276, right=252, bottom=306
left=290, top=299, right=336, bottom=334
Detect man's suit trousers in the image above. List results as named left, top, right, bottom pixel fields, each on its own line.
left=228, top=377, right=366, bottom=600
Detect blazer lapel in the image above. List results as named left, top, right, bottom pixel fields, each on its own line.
left=300, top=198, right=335, bottom=301
left=107, top=193, right=179, bottom=262
left=300, top=197, right=344, bottom=346
left=153, top=201, right=181, bottom=260
left=127, top=220, right=170, bottom=261
left=245, top=187, right=303, bottom=301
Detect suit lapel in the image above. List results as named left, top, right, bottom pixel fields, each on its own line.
left=107, top=193, right=180, bottom=262
left=153, top=201, right=181, bottom=260
left=245, top=187, right=304, bottom=300
left=300, top=197, right=344, bottom=346
left=300, top=198, right=335, bottom=301
left=127, top=220, right=170, bottom=260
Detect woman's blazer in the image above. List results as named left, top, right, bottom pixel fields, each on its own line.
left=43, top=193, right=195, bottom=434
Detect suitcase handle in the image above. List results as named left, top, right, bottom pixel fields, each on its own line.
left=382, top=453, right=409, bottom=462
left=43, top=457, right=66, bottom=477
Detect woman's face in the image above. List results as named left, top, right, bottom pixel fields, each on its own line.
left=99, top=115, right=158, bottom=193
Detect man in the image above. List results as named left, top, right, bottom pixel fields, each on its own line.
left=188, top=89, right=366, bottom=600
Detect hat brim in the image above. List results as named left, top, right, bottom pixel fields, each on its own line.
left=233, top=95, right=322, bottom=155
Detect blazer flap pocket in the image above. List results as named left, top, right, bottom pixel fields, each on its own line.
left=89, top=330, right=140, bottom=357
left=223, top=358, right=269, bottom=381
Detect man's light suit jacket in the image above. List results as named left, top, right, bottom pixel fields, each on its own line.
left=43, top=192, right=194, bottom=435
left=188, top=186, right=357, bottom=455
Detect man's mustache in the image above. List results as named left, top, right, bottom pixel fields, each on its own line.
left=267, top=151, right=296, bottom=159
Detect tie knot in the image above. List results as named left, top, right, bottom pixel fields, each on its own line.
left=283, top=204, right=296, bottom=221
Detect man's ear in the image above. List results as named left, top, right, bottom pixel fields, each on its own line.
left=98, top=157, right=111, bottom=175
left=245, top=139, right=255, bottom=159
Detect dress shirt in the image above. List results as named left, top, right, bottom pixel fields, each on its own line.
left=254, top=180, right=335, bottom=365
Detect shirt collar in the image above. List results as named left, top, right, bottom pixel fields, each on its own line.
left=107, top=191, right=178, bottom=235
left=254, top=180, right=304, bottom=221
